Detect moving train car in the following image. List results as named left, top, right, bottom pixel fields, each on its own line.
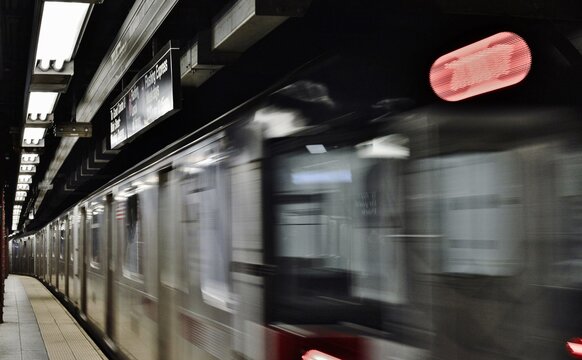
left=9, top=6, right=582, bottom=360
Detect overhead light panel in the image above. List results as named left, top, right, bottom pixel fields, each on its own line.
left=17, top=184, right=30, bottom=191
left=15, top=191, right=28, bottom=198
left=23, top=127, right=47, bottom=141
left=18, top=175, right=33, bottom=184
left=36, top=1, right=90, bottom=71
left=20, top=164, right=37, bottom=173
left=27, top=92, right=58, bottom=119
left=21, top=153, right=40, bottom=164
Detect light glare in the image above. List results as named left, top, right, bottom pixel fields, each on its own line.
left=21, top=153, right=40, bottom=164
left=36, top=2, right=90, bottom=70
left=23, top=127, right=47, bottom=141
left=27, top=92, right=58, bottom=118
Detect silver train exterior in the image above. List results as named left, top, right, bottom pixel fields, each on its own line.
left=9, top=52, right=582, bottom=360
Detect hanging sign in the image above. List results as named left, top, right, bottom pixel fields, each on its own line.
left=110, top=42, right=181, bottom=149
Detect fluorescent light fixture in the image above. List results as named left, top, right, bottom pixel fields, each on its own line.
left=12, top=224, right=17, bottom=231
left=36, top=2, right=90, bottom=71
left=22, top=138, right=44, bottom=147
left=29, top=212, right=34, bottom=220
left=21, top=153, right=40, bottom=164
left=27, top=92, right=58, bottom=119
left=23, top=127, right=47, bottom=141
left=291, top=170, right=352, bottom=184
left=18, top=175, right=33, bottom=184
left=306, top=144, right=327, bottom=154
left=14, top=205, right=22, bottom=210
left=17, top=184, right=30, bottom=191
left=15, top=196, right=26, bottom=202
left=16, top=191, right=27, bottom=198
left=20, top=164, right=37, bottom=173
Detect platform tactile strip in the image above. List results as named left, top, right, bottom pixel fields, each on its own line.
left=18, top=276, right=108, bottom=360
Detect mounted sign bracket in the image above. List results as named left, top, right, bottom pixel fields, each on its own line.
left=54, top=122, right=92, bottom=137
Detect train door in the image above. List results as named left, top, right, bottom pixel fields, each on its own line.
left=51, top=223, right=58, bottom=287
left=58, top=217, right=67, bottom=294
left=44, top=228, right=50, bottom=282
left=26, top=237, right=32, bottom=274
left=47, top=226, right=52, bottom=283
left=23, top=239, right=28, bottom=273
left=40, top=230, right=45, bottom=280
left=263, top=125, right=428, bottom=359
left=169, top=136, right=236, bottom=360
left=157, top=167, right=180, bottom=360
left=70, top=208, right=80, bottom=306
left=67, top=213, right=74, bottom=299
left=105, top=194, right=115, bottom=340
left=34, top=235, right=39, bottom=277
left=86, top=198, right=107, bottom=332
left=113, top=174, right=159, bottom=360
left=39, top=232, right=45, bottom=279
left=81, top=206, right=88, bottom=315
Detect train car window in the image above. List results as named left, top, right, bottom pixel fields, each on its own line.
left=69, top=215, right=74, bottom=262
left=59, top=220, right=66, bottom=260
left=89, top=202, right=104, bottom=268
left=269, top=132, right=410, bottom=330
left=51, top=225, right=57, bottom=260
left=177, top=139, right=233, bottom=310
left=116, top=174, right=158, bottom=281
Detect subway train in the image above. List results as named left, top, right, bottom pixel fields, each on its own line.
left=9, top=14, right=582, bottom=360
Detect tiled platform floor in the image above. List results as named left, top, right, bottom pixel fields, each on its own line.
left=0, top=275, right=107, bottom=360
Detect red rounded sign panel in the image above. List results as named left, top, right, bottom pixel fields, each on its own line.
left=430, top=32, right=532, bottom=101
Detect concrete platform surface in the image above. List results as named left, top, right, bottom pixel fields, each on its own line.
left=0, top=275, right=107, bottom=360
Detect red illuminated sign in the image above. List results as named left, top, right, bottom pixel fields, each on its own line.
left=567, top=338, right=582, bottom=359
left=430, top=32, right=531, bottom=101
left=302, top=350, right=341, bottom=360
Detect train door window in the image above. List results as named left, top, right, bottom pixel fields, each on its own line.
left=269, top=133, right=409, bottom=328
left=116, top=173, right=158, bottom=281
left=59, top=220, right=66, bottom=260
left=177, top=138, right=233, bottom=310
left=89, top=201, right=105, bottom=269
left=51, top=224, right=57, bottom=260
left=69, top=214, right=74, bottom=263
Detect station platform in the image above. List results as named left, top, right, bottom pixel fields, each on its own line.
left=0, top=275, right=107, bottom=360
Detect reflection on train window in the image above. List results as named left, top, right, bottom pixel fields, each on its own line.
left=178, top=144, right=232, bottom=310
left=117, top=175, right=158, bottom=281
left=90, top=202, right=104, bottom=268
left=124, top=194, right=143, bottom=277
left=51, top=225, right=57, bottom=259
left=272, top=141, right=407, bottom=329
left=59, top=221, right=66, bottom=260
left=69, top=218, right=74, bottom=262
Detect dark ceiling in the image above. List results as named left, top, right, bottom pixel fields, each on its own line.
left=0, top=0, right=34, bottom=187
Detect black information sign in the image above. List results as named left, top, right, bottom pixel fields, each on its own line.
left=110, top=42, right=181, bottom=149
